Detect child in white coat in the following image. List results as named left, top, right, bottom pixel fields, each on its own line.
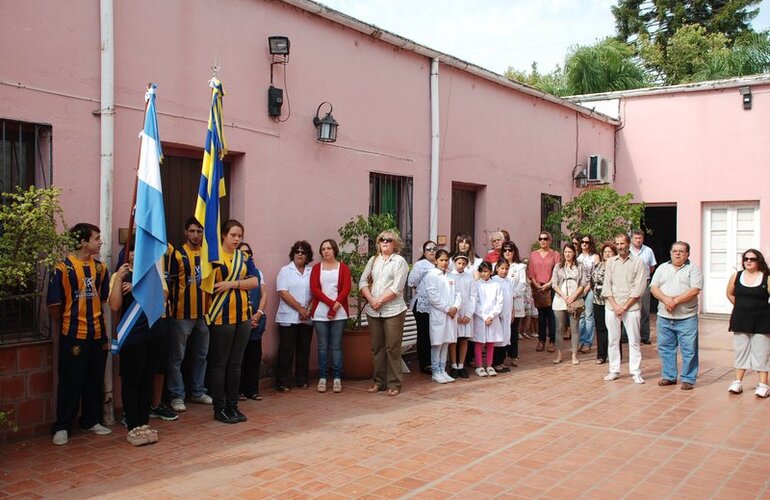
left=492, top=260, right=513, bottom=373
left=425, top=250, right=460, bottom=383
left=473, top=261, right=504, bottom=377
left=449, top=253, right=475, bottom=379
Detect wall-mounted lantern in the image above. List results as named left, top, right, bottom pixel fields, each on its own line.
left=313, top=102, right=338, bottom=143
left=739, top=86, right=752, bottom=110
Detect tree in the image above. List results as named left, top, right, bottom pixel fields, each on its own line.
left=505, top=62, right=569, bottom=96
left=694, top=30, right=770, bottom=80
left=565, top=38, right=648, bottom=94
left=639, top=24, right=730, bottom=83
left=545, top=186, right=645, bottom=244
left=613, top=0, right=761, bottom=80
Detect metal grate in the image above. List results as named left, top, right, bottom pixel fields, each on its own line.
left=0, top=119, right=53, bottom=344
left=369, top=172, right=413, bottom=264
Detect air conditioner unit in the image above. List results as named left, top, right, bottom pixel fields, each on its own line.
left=587, top=155, right=613, bottom=184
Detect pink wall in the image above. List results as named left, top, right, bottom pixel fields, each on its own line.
left=614, top=85, right=770, bottom=264
left=1, top=0, right=614, bottom=361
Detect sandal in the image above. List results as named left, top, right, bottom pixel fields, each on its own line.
left=546, top=343, right=555, bottom=353
left=367, top=385, right=382, bottom=393
left=387, top=388, right=400, bottom=397
left=248, top=393, right=262, bottom=401
left=238, top=394, right=247, bottom=401
left=536, top=342, right=545, bottom=352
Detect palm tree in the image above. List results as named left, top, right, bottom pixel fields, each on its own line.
left=565, top=38, right=648, bottom=95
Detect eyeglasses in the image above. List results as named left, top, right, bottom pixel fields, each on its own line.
left=538, top=237, right=549, bottom=241
left=425, top=247, right=437, bottom=252
left=744, top=256, right=758, bottom=262
left=581, top=240, right=590, bottom=244
left=295, top=250, right=307, bottom=255
left=503, top=248, right=514, bottom=253
left=379, top=238, right=393, bottom=243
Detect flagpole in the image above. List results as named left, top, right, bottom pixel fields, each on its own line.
left=104, top=83, right=153, bottom=427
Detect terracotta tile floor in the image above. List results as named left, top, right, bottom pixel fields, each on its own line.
left=2, top=317, right=770, bottom=499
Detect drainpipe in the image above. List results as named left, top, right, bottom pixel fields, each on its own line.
left=99, top=0, right=115, bottom=425
left=429, top=58, right=439, bottom=242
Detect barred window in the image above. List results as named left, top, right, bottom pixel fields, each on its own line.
left=369, top=172, right=413, bottom=264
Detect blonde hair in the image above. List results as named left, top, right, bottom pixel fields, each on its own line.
left=376, top=230, right=403, bottom=254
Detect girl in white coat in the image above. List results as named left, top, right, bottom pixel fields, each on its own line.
left=449, top=253, right=475, bottom=379
left=473, top=261, right=504, bottom=377
left=492, top=260, right=513, bottom=373
left=425, top=250, right=460, bottom=384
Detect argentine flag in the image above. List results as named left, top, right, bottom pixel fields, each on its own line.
left=127, top=84, right=167, bottom=331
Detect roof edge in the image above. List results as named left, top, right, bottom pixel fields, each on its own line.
left=280, top=0, right=620, bottom=126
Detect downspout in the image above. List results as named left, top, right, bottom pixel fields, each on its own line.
left=429, top=58, right=439, bottom=242
left=100, top=0, right=115, bottom=425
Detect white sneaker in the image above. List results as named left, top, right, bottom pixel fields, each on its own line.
left=603, top=372, right=620, bottom=381
left=332, top=378, right=342, bottom=393
left=754, top=383, right=770, bottom=398
left=52, top=430, right=68, bottom=445
left=475, top=367, right=488, bottom=377
left=317, top=378, right=327, bottom=393
left=728, top=380, right=743, bottom=394
left=432, top=373, right=447, bottom=384
left=190, top=394, right=213, bottom=405
left=441, top=371, right=455, bottom=383
left=486, top=366, right=497, bottom=377
left=170, top=398, right=187, bottom=412
left=87, top=423, right=112, bottom=435
left=632, top=374, right=645, bottom=385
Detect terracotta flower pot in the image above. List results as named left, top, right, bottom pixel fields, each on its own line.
left=342, top=328, right=373, bottom=379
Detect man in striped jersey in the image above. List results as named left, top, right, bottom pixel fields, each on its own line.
left=167, top=218, right=212, bottom=411
left=48, top=223, right=113, bottom=445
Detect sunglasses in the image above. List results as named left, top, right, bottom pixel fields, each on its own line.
left=295, top=250, right=307, bottom=255
left=379, top=238, right=393, bottom=243
left=425, top=246, right=437, bottom=252
left=538, top=237, right=549, bottom=241
left=503, top=248, right=514, bottom=252
left=581, top=241, right=590, bottom=244
left=744, top=256, right=758, bottom=262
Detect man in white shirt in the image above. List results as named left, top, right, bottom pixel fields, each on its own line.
left=650, top=242, right=703, bottom=390
left=630, top=229, right=657, bottom=344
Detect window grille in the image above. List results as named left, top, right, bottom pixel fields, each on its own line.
left=369, top=172, right=413, bottom=264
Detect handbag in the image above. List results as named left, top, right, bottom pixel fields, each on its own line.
left=567, top=297, right=585, bottom=317
left=532, top=284, right=552, bottom=308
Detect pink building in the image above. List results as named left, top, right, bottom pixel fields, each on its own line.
left=1, top=0, right=615, bottom=441
left=572, top=74, right=770, bottom=314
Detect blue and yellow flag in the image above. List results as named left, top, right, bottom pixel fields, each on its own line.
left=195, top=78, right=227, bottom=294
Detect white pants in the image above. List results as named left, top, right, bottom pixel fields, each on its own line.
left=606, top=308, right=642, bottom=376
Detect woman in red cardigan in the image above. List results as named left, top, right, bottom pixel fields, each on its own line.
left=310, top=239, right=352, bottom=393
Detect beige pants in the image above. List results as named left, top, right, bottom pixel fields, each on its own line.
left=368, top=312, right=406, bottom=390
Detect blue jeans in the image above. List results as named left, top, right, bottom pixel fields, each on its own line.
left=656, top=315, right=699, bottom=384
left=167, top=318, right=210, bottom=400
left=579, top=290, right=595, bottom=346
left=314, top=319, right=345, bottom=380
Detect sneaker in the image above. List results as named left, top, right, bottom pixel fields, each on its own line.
left=441, top=371, right=455, bottom=383
left=475, top=367, right=488, bottom=377
left=317, top=378, right=327, bottom=393
left=754, top=383, right=770, bottom=398
left=139, top=424, right=158, bottom=443
left=603, top=372, right=620, bottom=381
left=229, top=407, right=248, bottom=423
left=149, top=404, right=179, bottom=421
left=127, top=427, right=151, bottom=446
left=52, top=430, right=68, bottom=446
left=632, top=374, right=645, bottom=384
left=459, top=367, right=469, bottom=379
left=728, top=380, right=743, bottom=394
left=332, top=379, right=342, bottom=393
left=214, top=408, right=237, bottom=424
left=86, top=423, right=112, bottom=435
left=170, top=398, right=187, bottom=413
left=486, top=366, right=497, bottom=377
left=432, top=373, right=447, bottom=384
left=190, top=394, right=213, bottom=405
left=494, top=365, right=511, bottom=373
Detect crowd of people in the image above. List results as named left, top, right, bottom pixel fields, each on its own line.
left=46, top=219, right=770, bottom=447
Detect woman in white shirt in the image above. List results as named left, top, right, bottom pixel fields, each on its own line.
left=275, top=240, right=314, bottom=392
left=310, top=239, right=351, bottom=394
left=407, top=241, right=438, bottom=374
left=425, top=249, right=460, bottom=383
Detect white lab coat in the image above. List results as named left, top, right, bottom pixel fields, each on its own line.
left=452, top=269, right=476, bottom=339
left=473, top=278, right=504, bottom=344
left=509, top=262, right=528, bottom=318
left=493, top=275, right=513, bottom=346
left=425, top=268, right=460, bottom=345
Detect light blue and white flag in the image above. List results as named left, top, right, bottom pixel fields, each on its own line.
left=113, top=84, right=167, bottom=353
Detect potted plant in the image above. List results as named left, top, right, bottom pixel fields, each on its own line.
left=337, top=213, right=398, bottom=378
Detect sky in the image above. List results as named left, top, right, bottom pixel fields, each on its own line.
left=318, top=0, right=770, bottom=75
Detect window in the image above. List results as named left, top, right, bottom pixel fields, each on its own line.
left=1, top=120, right=53, bottom=343
left=541, top=193, right=562, bottom=246
left=369, top=172, right=413, bottom=263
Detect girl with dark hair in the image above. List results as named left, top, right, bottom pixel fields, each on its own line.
left=276, top=240, right=314, bottom=392
left=577, top=235, right=601, bottom=353
left=208, top=220, right=259, bottom=424
left=491, top=259, right=513, bottom=373
left=407, top=240, right=438, bottom=374
left=726, top=248, right=770, bottom=397
left=473, top=261, right=504, bottom=377
left=425, top=249, right=460, bottom=383
left=237, top=242, right=267, bottom=401
left=310, top=239, right=351, bottom=394
left=450, top=232, right=481, bottom=275
left=448, top=253, right=474, bottom=378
